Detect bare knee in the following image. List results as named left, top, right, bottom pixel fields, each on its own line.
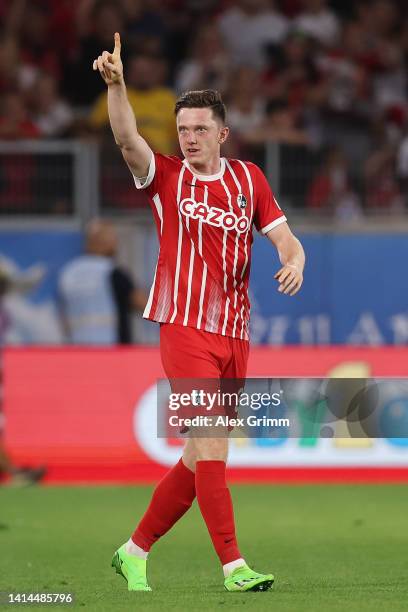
left=182, top=439, right=197, bottom=472
left=193, top=437, right=228, bottom=462
left=182, top=437, right=229, bottom=471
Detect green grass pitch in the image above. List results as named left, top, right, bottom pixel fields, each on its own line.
left=1, top=484, right=407, bottom=611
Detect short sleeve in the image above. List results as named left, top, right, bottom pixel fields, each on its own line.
left=132, top=152, right=178, bottom=196
left=132, top=152, right=157, bottom=190
left=252, top=164, right=286, bottom=235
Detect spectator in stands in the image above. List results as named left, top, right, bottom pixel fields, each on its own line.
left=65, top=0, right=125, bottom=107
left=316, top=21, right=371, bottom=118
left=307, top=147, right=362, bottom=218
left=352, top=2, right=406, bottom=123
left=89, top=53, right=177, bottom=154
left=0, top=91, right=40, bottom=139
left=400, top=16, right=408, bottom=64
left=175, top=23, right=230, bottom=94
left=0, top=33, right=19, bottom=94
left=352, top=1, right=401, bottom=66
left=4, top=0, right=78, bottom=64
left=59, top=220, right=147, bottom=345
left=217, top=0, right=289, bottom=68
left=226, top=66, right=265, bottom=136
left=0, top=94, right=38, bottom=211
left=120, top=0, right=168, bottom=56
left=47, top=0, right=79, bottom=60
left=293, top=0, right=341, bottom=48
left=18, top=1, right=61, bottom=89
left=264, top=32, right=324, bottom=114
left=28, top=72, right=73, bottom=138
left=363, top=0, right=399, bottom=40
left=365, top=144, right=403, bottom=211
left=243, top=98, right=311, bottom=146
left=371, top=44, right=407, bottom=117
left=0, top=0, right=407, bottom=216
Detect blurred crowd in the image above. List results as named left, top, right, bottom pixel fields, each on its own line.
left=0, top=0, right=408, bottom=213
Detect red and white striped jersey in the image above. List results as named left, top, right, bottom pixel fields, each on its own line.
left=135, top=153, right=286, bottom=341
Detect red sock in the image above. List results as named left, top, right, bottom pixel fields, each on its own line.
left=132, top=458, right=196, bottom=551
left=195, top=460, right=241, bottom=564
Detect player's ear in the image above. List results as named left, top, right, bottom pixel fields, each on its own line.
left=218, top=126, right=229, bottom=144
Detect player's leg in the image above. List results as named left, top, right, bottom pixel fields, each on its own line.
left=112, top=324, right=219, bottom=591
left=191, top=334, right=247, bottom=572
left=181, top=437, right=197, bottom=471
left=193, top=434, right=273, bottom=591
left=131, top=325, right=221, bottom=548
left=130, top=435, right=201, bottom=551
left=180, top=429, right=274, bottom=592
left=219, top=337, right=274, bottom=592
left=131, top=455, right=196, bottom=551
left=112, top=445, right=196, bottom=591
left=193, top=434, right=243, bottom=565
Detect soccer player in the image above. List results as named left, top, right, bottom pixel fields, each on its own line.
left=93, top=33, right=305, bottom=593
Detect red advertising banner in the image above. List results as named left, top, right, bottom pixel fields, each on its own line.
left=3, top=347, right=408, bottom=483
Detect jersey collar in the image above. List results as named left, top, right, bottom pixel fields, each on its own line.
left=183, top=157, right=226, bottom=182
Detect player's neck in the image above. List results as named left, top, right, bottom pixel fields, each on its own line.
left=188, top=156, right=222, bottom=177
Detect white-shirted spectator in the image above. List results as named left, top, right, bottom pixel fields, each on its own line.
left=175, top=24, right=230, bottom=94
left=293, top=0, right=340, bottom=47
left=372, top=45, right=407, bottom=113
left=217, top=0, right=289, bottom=68
left=226, top=67, right=265, bottom=136
left=29, top=72, right=73, bottom=137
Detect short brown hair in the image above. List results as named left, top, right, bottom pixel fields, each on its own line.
left=174, top=89, right=226, bottom=123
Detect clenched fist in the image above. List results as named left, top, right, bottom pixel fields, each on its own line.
left=92, top=32, right=123, bottom=86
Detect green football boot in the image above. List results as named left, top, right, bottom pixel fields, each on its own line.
left=111, top=544, right=152, bottom=592
left=224, top=564, right=274, bottom=592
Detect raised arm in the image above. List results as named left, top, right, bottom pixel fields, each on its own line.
left=92, top=32, right=152, bottom=178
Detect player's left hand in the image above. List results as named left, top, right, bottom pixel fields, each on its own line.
left=274, top=264, right=303, bottom=296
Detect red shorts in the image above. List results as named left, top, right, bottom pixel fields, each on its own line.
left=160, top=323, right=249, bottom=425
left=160, top=323, right=249, bottom=380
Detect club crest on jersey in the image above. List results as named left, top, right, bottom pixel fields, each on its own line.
left=237, top=193, right=247, bottom=208
left=180, top=198, right=249, bottom=233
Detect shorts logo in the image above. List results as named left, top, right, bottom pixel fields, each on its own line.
left=237, top=193, right=247, bottom=208
left=180, top=198, right=249, bottom=233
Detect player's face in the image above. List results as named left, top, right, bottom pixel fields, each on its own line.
left=176, top=108, right=229, bottom=170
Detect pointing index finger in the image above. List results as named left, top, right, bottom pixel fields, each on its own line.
left=113, top=32, right=121, bottom=57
